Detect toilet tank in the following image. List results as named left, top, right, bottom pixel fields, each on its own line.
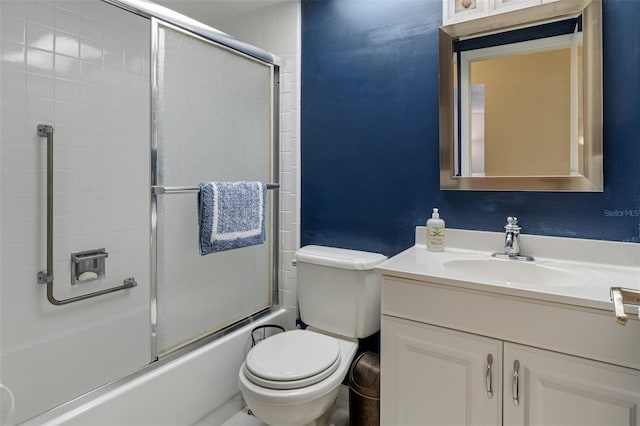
left=295, top=246, right=387, bottom=339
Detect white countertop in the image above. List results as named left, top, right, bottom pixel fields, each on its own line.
left=376, top=228, right=640, bottom=313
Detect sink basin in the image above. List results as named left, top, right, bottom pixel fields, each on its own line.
left=443, top=258, right=586, bottom=287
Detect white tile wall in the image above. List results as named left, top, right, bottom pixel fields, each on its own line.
left=212, top=1, right=302, bottom=320
left=0, top=1, right=151, bottom=423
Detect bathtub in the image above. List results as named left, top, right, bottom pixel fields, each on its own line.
left=24, top=310, right=290, bottom=426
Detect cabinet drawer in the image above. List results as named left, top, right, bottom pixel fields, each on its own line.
left=382, top=277, right=640, bottom=370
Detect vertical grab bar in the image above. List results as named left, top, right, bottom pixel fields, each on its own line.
left=36, top=124, right=137, bottom=306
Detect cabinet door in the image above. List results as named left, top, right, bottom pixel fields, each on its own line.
left=504, top=343, right=640, bottom=426
left=381, top=316, right=501, bottom=426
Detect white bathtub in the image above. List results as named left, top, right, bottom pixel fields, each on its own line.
left=25, top=310, right=290, bottom=426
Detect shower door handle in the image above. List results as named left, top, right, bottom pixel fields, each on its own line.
left=36, top=124, right=137, bottom=305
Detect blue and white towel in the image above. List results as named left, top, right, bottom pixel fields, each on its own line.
left=198, top=181, right=267, bottom=255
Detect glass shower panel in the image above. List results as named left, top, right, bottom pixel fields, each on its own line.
left=155, top=23, right=273, bottom=355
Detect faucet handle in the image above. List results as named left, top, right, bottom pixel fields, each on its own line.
left=505, top=217, right=521, bottom=232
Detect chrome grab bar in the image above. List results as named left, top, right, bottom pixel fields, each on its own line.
left=152, top=183, right=280, bottom=194
left=36, top=124, right=137, bottom=306
left=610, top=287, right=640, bottom=326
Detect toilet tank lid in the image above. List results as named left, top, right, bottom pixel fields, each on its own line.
left=295, top=245, right=387, bottom=270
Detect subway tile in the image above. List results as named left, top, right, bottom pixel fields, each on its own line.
left=281, top=151, right=293, bottom=175
left=275, top=6, right=293, bottom=35
left=52, top=214, right=79, bottom=239
left=80, top=60, right=102, bottom=85
left=55, top=6, right=80, bottom=35
left=76, top=171, right=102, bottom=193
left=54, top=78, right=80, bottom=103
left=53, top=146, right=79, bottom=170
left=260, top=22, right=276, bottom=52
left=27, top=48, right=53, bottom=75
left=103, top=44, right=124, bottom=70
left=124, top=53, right=144, bottom=75
left=53, top=123, right=80, bottom=149
left=26, top=1, right=55, bottom=28
left=281, top=71, right=292, bottom=93
left=55, top=30, right=79, bottom=58
left=0, top=241, right=40, bottom=270
left=0, top=193, right=42, bottom=221
left=1, top=1, right=27, bottom=21
left=281, top=110, right=292, bottom=135
left=53, top=191, right=81, bottom=217
left=0, top=218, right=41, bottom=248
left=54, top=99, right=79, bottom=126
left=282, top=287, right=298, bottom=309
left=280, top=171, right=294, bottom=194
left=80, top=82, right=102, bottom=106
left=0, top=143, right=25, bottom=171
left=0, top=119, right=27, bottom=146
left=78, top=148, right=104, bottom=171
left=275, top=32, right=291, bottom=55
left=54, top=54, right=80, bottom=80
left=55, top=0, right=83, bottom=15
left=26, top=96, right=53, bottom=123
left=2, top=16, right=26, bottom=44
left=27, top=72, right=54, bottom=99
left=80, top=0, right=103, bottom=21
left=1, top=42, right=26, bottom=73
left=1, top=74, right=26, bottom=119
left=103, top=66, right=124, bottom=88
left=80, top=17, right=102, bottom=41
left=79, top=38, right=102, bottom=62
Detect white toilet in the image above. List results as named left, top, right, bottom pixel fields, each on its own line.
left=238, top=245, right=387, bottom=426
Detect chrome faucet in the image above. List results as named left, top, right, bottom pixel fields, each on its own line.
left=492, top=217, right=535, bottom=261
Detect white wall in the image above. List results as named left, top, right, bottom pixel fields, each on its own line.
left=0, top=1, right=151, bottom=423
left=211, top=1, right=302, bottom=320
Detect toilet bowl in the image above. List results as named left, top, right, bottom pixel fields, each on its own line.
left=238, top=245, right=386, bottom=426
left=238, top=329, right=358, bottom=426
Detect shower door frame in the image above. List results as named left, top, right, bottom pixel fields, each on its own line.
left=105, top=0, right=281, bottom=361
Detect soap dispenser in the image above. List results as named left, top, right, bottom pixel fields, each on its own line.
left=426, top=208, right=445, bottom=252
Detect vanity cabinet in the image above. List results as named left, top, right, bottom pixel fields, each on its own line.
left=380, top=277, right=640, bottom=426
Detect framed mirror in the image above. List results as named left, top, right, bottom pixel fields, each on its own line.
left=439, top=0, right=602, bottom=191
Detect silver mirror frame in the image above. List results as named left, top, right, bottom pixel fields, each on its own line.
left=439, top=0, right=602, bottom=191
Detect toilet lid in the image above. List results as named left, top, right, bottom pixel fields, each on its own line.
left=245, top=330, right=340, bottom=383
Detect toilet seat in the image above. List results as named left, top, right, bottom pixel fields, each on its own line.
left=244, top=330, right=341, bottom=390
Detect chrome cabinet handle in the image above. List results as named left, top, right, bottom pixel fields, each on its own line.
left=485, top=353, right=493, bottom=399
left=512, top=360, right=520, bottom=407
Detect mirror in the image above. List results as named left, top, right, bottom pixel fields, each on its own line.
left=439, top=0, right=602, bottom=191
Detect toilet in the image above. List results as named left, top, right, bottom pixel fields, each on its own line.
left=238, top=245, right=387, bottom=426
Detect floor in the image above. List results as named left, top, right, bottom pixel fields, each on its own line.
left=195, top=385, right=350, bottom=426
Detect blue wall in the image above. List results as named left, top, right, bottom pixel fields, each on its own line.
left=301, top=0, right=640, bottom=257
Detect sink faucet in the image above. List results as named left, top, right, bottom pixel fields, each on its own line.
left=504, top=217, right=521, bottom=256
left=492, top=217, right=535, bottom=261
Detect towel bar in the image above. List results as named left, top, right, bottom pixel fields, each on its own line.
left=37, top=124, right=137, bottom=305
left=152, top=183, right=280, bottom=194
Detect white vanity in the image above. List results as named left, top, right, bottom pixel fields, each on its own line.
left=377, top=228, right=640, bottom=426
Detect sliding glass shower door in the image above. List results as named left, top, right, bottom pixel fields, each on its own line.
left=153, top=21, right=277, bottom=356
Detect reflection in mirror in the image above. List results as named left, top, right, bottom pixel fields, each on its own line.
left=439, top=0, right=602, bottom=191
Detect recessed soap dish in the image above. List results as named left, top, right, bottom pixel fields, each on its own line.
left=71, top=249, right=108, bottom=285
